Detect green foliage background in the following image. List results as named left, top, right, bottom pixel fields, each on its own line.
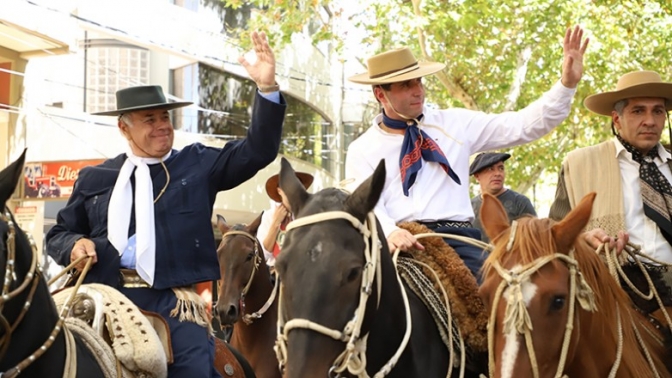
left=220, top=0, right=672, bottom=197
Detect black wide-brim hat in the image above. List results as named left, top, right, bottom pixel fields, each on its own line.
left=91, top=85, right=192, bottom=116
left=469, top=152, right=511, bottom=176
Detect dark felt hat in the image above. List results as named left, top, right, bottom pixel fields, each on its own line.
left=92, top=85, right=192, bottom=116
left=469, top=152, right=511, bottom=176
left=265, top=172, right=314, bottom=202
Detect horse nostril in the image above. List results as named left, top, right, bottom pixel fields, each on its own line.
left=227, top=304, right=238, bottom=319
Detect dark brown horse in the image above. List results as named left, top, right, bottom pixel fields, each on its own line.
left=0, top=151, right=106, bottom=377
left=216, top=214, right=280, bottom=378
left=274, top=157, right=482, bottom=378
left=478, top=192, right=671, bottom=378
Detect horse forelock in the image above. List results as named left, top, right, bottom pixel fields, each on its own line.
left=295, top=188, right=349, bottom=217
left=483, top=217, right=556, bottom=277
left=484, top=216, right=664, bottom=376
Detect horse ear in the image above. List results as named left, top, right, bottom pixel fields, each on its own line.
left=279, top=158, right=309, bottom=216
left=247, top=212, right=263, bottom=236
left=552, top=192, right=596, bottom=254
left=0, top=149, right=27, bottom=206
left=344, top=159, right=386, bottom=222
left=480, top=193, right=510, bottom=242
left=216, top=214, right=230, bottom=234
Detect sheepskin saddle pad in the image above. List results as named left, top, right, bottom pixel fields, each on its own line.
left=54, top=283, right=169, bottom=378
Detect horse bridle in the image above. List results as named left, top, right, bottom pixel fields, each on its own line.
left=274, top=211, right=414, bottom=378
left=0, top=208, right=47, bottom=377
left=220, top=230, right=278, bottom=325
left=485, top=221, right=599, bottom=378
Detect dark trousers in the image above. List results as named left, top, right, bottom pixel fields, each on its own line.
left=121, top=287, right=222, bottom=378
left=427, top=226, right=485, bottom=283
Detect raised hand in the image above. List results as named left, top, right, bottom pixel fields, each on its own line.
left=238, top=31, right=277, bottom=88
left=561, top=25, right=589, bottom=88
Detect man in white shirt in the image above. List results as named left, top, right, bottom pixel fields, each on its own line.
left=345, top=26, right=588, bottom=279
left=550, top=70, right=672, bottom=264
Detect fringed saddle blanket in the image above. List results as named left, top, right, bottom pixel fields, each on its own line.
left=397, top=222, right=488, bottom=355
left=53, top=283, right=168, bottom=378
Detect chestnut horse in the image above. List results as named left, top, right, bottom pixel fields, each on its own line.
left=216, top=214, right=281, bottom=378
left=478, top=192, right=671, bottom=378
left=274, top=158, right=483, bottom=378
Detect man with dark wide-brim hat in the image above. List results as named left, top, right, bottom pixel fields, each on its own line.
left=257, top=171, right=314, bottom=267
left=469, top=152, right=536, bottom=242
left=344, top=26, right=589, bottom=280
left=46, top=31, right=286, bottom=377
left=550, top=70, right=672, bottom=266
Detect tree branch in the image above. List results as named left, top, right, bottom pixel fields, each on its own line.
left=513, top=133, right=572, bottom=194
left=410, top=0, right=479, bottom=110
left=504, top=46, right=532, bottom=111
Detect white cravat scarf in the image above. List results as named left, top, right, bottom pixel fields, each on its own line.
left=108, top=149, right=171, bottom=286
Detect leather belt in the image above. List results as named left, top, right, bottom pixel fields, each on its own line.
left=417, top=220, right=473, bottom=229
left=120, top=269, right=151, bottom=288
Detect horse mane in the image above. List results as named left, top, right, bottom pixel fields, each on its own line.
left=484, top=216, right=662, bottom=376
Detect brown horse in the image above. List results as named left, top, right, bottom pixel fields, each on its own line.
left=215, top=214, right=280, bottom=378
left=478, top=192, right=671, bottom=378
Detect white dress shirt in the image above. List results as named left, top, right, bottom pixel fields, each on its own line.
left=614, top=139, right=672, bottom=263
left=257, top=201, right=283, bottom=266
left=345, top=81, right=576, bottom=237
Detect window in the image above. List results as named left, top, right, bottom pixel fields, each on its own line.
left=84, top=39, right=150, bottom=114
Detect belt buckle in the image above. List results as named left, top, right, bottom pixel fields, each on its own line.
left=120, top=270, right=151, bottom=288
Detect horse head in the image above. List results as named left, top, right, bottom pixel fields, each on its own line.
left=0, top=150, right=54, bottom=370
left=275, top=157, right=386, bottom=377
left=215, top=213, right=263, bottom=326
left=478, top=192, right=669, bottom=378
left=0, top=149, right=29, bottom=318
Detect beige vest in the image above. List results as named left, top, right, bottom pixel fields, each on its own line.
left=563, top=140, right=626, bottom=236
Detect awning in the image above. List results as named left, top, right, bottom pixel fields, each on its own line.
left=0, top=20, right=69, bottom=59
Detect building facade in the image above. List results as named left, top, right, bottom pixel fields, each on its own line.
left=0, top=0, right=373, bottom=252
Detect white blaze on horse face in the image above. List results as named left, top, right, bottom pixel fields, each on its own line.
left=500, top=264, right=538, bottom=378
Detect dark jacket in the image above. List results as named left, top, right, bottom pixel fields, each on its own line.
left=46, top=93, right=286, bottom=289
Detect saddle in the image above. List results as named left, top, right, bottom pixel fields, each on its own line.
left=397, top=222, right=488, bottom=355
left=53, top=283, right=170, bottom=378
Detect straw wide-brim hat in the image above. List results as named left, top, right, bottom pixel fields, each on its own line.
left=265, top=172, right=314, bottom=202
left=348, top=47, right=446, bottom=85
left=92, top=85, right=192, bottom=116
left=584, top=71, right=672, bottom=116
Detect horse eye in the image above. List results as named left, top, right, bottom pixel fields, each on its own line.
left=246, top=252, right=254, bottom=261
left=550, top=296, right=566, bottom=311
left=346, top=267, right=361, bottom=283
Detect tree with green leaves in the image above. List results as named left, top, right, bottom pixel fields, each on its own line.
left=219, top=0, right=672, bottom=202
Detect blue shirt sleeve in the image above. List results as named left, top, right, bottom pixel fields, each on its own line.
left=258, top=90, right=280, bottom=103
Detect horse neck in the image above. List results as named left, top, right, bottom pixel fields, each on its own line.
left=2, top=278, right=66, bottom=374
left=364, top=249, right=410, bottom=362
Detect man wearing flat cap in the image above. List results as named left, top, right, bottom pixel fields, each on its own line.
left=469, top=152, right=536, bottom=242
left=550, top=70, right=672, bottom=266
left=345, top=26, right=588, bottom=278
left=46, top=31, right=285, bottom=377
